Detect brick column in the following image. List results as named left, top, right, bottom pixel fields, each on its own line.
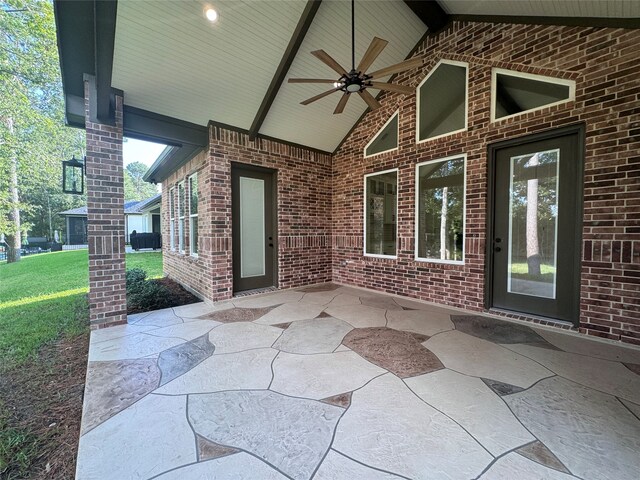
left=84, top=79, right=127, bottom=329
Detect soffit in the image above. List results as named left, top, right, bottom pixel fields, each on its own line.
left=440, top=0, right=640, bottom=18
left=259, top=0, right=425, bottom=151
left=112, top=0, right=307, bottom=128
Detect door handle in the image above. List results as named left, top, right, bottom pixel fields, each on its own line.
left=495, top=246, right=502, bottom=252
left=495, top=238, right=502, bottom=243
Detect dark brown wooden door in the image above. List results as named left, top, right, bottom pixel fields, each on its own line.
left=231, top=165, right=277, bottom=292
left=489, top=126, right=583, bottom=324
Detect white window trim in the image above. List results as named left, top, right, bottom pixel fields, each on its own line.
left=363, top=168, right=399, bottom=259
left=178, top=181, right=185, bottom=254
left=416, top=59, right=469, bottom=145
left=490, top=68, right=576, bottom=123
left=364, top=110, right=400, bottom=158
left=169, top=187, right=175, bottom=251
left=414, top=153, right=466, bottom=265
left=189, top=173, right=198, bottom=258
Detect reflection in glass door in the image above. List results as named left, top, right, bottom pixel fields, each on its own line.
left=507, top=149, right=559, bottom=299
left=490, top=127, right=582, bottom=324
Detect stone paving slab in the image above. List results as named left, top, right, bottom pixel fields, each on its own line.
left=77, top=394, right=195, bottom=480
left=478, top=452, right=578, bottom=479
left=406, top=369, right=534, bottom=456
left=506, top=376, right=640, bottom=480
left=76, top=283, right=640, bottom=480
left=425, top=330, right=553, bottom=388
left=270, top=351, right=386, bottom=399
left=188, top=390, right=343, bottom=480
left=333, top=373, right=492, bottom=479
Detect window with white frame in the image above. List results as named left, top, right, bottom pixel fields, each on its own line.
left=491, top=68, right=575, bottom=121
left=189, top=173, right=198, bottom=256
left=415, top=155, right=465, bottom=263
left=364, top=169, right=397, bottom=257
left=364, top=111, right=398, bottom=157
left=417, top=60, right=468, bottom=143
left=178, top=181, right=185, bottom=253
left=169, top=187, right=175, bottom=250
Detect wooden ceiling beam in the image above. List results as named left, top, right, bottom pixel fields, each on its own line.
left=248, top=0, right=322, bottom=141
left=93, top=0, right=118, bottom=124
left=403, top=0, right=450, bottom=35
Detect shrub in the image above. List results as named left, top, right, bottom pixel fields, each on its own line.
left=126, top=268, right=147, bottom=294
left=127, top=279, right=173, bottom=312
left=126, top=268, right=199, bottom=314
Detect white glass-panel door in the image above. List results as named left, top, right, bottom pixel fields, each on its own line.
left=239, top=177, right=265, bottom=278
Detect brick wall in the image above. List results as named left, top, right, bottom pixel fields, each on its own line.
left=85, top=82, right=127, bottom=329
left=162, top=126, right=333, bottom=301
left=332, top=21, right=640, bottom=344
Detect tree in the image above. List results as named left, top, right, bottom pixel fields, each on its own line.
left=526, top=153, right=541, bottom=276
left=124, top=162, right=159, bottom=201
left=1, top=0, right=86, bottom=261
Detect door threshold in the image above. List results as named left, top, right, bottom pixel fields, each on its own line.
left=488, top=308, right=576, bottom=330
left=233, top=286, right=278, bottom=298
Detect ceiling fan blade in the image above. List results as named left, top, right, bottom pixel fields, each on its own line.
left=311, top=50, right=348, bottom=76
left=288, top=78, right=337, bottom=84
left=367, top=57, right=424, bottom=79
left=358, top=89, right=382, bottom=111
left=369, top=81, right=414, bottom=95
left=300, top=87, right=340, bottom=106
left=334, top=93, right=350, bottom=114
left=357, top=36, right=389, bottom=73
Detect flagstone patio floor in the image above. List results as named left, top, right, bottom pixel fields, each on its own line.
left=75, top=283, right=640, bottom=480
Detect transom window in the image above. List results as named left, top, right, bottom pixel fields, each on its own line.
left=364, top=111, right=398, bottom=157
left=364, top=169, right=398, bottom=258
left=415, top=155, right=466, bottom=264
left=417, top=60, right=468, bottom=143
left=491, top=68, right=575, bottom=121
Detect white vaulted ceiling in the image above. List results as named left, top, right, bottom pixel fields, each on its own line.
left=260, top=0, right=424, bottom=151
left=111, top=0, right=639, bottom=154
left=112, top=0, right=425, bottom=152
left=112, top=0, right=307, bottom=128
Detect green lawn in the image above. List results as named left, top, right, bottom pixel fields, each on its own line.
left=0, top=250, right=163, bottom=366
left=124, top=251, right=164, bottom=279
left=510, top=262, right=555, bottom=283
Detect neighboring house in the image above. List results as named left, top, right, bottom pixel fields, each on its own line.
left=54, top=1, right=640, bottom=342
left=59, top=194, right=161, bottom=244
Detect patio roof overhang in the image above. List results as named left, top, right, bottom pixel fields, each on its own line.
left=54, top=0, right=640, bottom=183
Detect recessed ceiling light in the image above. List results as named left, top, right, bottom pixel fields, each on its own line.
left=205, top=7, right=218, bottom=23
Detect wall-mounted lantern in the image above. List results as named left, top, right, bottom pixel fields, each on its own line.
left=62, top=155, right=85, bottom=194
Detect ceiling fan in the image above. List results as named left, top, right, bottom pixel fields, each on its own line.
left=288, top=0, right=424, bottom=114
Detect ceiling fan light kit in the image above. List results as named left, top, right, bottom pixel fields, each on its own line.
left=288, top=0, right=423, bottom=114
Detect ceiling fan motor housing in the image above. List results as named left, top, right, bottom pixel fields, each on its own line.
left=339, top=70, right=372, bottom=93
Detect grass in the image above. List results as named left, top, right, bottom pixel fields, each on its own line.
left=125, top=251, right=163, bottom=279
left=0, top=249, right=162, bottom=478
left=0, top=249, right=163, bottom=366
left=510, top=262, right=555, bottom=282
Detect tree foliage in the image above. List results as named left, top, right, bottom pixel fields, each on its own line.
left=124, top=161, right=158, bottom=201
left=1, top=0, right=86, bottom=251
